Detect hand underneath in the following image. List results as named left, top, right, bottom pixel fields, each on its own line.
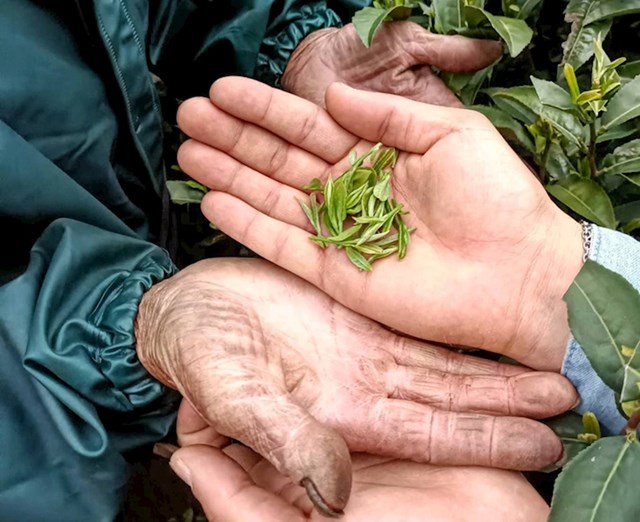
left=169, top=402, right=549, bottom=522
left=176, top=78, right=584, bottom=371
left=136, top=259, right=575, bottom=515
left=282, top=22, right=503, bottom=107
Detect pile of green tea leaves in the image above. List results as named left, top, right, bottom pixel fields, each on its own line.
left=299, top=143, right=413, bottom=271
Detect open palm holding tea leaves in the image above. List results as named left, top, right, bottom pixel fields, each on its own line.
left=176, top=77, right=582, bottom=373
left=299, top=143, right=414, bottom=271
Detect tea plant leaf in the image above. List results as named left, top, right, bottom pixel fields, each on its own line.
left=166, top=180, right=206, bottom=205
left=463, top=6, right=533, bottom=57
left=583, top=0, right=640, bottom=25
left=443, top=65, right=495, bottom=106
left=601, top=75, right=640, bottom=131
left=596, top=120, right=640, bottom=143
left=549, top=435, right=640, bottom=522
left=511, top=0, right=543, bottom=20
left=470, top=105, right=535, bottom=152
left=545, top=143, right=578, bottom=181
left=432, top=0, right=464, bottom=33
left=619, top=61, right=640, bottom=83
left=531, top=77, right=574, bottom=111
left=622, top=218, right=640, bottom=234
left=484, top=86, right=541, bottom=123
left=600, top=140, right=640, bottom=176
left=561, top=0, right=612, bottom=73
left=564, top=260, right=640, bottom=395
left=615, top=201, right=640, bottom=224
left=353, top=5, right=412, bottom=48
left=546, top=176, right=616, bottom=228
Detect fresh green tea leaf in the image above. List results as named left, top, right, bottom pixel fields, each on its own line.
left=484, top=86, right=541, bottom=123
left=432, top=0, right=465, bottom=33
left=601, top=75, right=640, bottom=131
left=561, top=0, right=612, bottom=73
left=464, top=6, right=533, bottom=57
left=622, top=218, right=640, bottom=234
left=373, top=174, right=392, bottom=201
left=619, top=61, right=640, bottom=83
left=304, top=178, right=324, bottom=192
left=510, top=0, right=543, bottom=20
left=346, top=246, right=373, bottom=272
left=184, top=180, right=207, bottom=193
left=546, top=176, right=616, bottom=228
left=549, top=434, right=640, bottom=522
left=583, top=0, right=640, bottom=25
left=531, top=76, right=575, bottom=110
left=564, top=260, right=640, bottom=395
left=600, top=139, right=640, bottom=176
left=443, top=65, right=495, bottom=106
left=596, top=120, right=640, bottom=143
left=298, top=198, right=321, bottom=236
left=166, top=180, right=206, bottom=205
left=353, top=6, right=412, bottom=48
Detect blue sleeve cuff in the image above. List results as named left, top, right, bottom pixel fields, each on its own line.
left=562, top=224, right=640, bottom=434
left=255, top=2, right=342, bottom=87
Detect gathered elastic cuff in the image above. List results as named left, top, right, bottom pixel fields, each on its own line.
left=255, top=2, right=342, bottom=86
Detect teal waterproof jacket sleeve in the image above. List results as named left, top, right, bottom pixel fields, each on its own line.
left=147, top=0, right=368, bottom=96
left=0, top=122, right=178, bottom=521
left=0, top=0, right=367, bottom=519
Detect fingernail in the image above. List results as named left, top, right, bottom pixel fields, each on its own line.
left=170, top=456, right=192, bottom=487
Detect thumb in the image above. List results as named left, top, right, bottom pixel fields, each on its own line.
left=184, top=368, right=352, bottom=517
left=402, top=24, right=504, bottom=72
left=170, top=445, right=306, bottom=522
left=325, top=83, right=482, bottom=154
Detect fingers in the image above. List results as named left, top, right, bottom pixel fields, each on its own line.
left=177, top=96, right=335, bottom=189
left=201, top=191, right=330, bottom=288
left=176, top=399, right=229, bottom=448
left=401, top=24, right=503, bottom=73
left=170, top=445, right=306, bottom=522
left=178, top=139, right=314, bottom=231
left=182, top=352, right=352, bottom=514
left=350, top=399, right=563, bottom=470
left=391, top=338, right=528, bottom=376
left=387, top=366, right=577, bottom=418
left=208, top=77, right=360, bottom=164
left=324, top=83, right=491, bottom=153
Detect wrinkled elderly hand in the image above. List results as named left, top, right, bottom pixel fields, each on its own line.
left=167, top=402, right=549, bottom=522
left=137, top=258, right=575, bottom=515
left=282, top=22, right=503, bottom=107
left=176, top=78, right=584, bottom=372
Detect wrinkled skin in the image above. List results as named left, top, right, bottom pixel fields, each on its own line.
left=168, top=401, right=549, bottom=522
left=137, top=258, right=576, bottom=513
left=282, top=22, right=504, bottom=107
left=176, top=78, right=584, bottom=372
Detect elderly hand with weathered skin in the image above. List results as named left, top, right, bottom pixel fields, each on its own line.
left=282, top=22, right=503, bottom=107
left=167, top=401, right=550, bottom=522
left=136, top=258, right=576, bottom=516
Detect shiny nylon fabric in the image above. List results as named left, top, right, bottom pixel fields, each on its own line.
left=0, top=0, right=364, bottom=519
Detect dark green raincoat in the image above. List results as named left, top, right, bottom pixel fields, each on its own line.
left=0, top=1, right=364, bottom=519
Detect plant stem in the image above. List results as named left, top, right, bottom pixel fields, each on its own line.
left=588, top=121, right=598, bottom=179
